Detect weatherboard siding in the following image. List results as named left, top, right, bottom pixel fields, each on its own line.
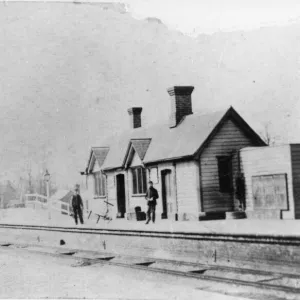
left=200, top=119, right=255, bottom=213
left=176, top=161, right=200, bottom=220
left=291, top=144, right=300, bottom=219
left=240, top=145, right=294, bottom=219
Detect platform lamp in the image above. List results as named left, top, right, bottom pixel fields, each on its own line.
left=44, top=169, right=51, bottom=220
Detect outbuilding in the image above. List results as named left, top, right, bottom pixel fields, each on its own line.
left=240, top=145, right=300, bottom=219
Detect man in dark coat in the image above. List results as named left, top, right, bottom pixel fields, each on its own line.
left=145, top=181, right=159, bottom=224
left=72, top=189, right=84, bottom=225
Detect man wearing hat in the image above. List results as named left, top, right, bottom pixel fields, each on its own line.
left=72, top=187, right=84, bottom=225
left=145, top=181, right=159, bottom=224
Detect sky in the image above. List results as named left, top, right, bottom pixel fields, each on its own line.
left=92, top=0, right=300, bottom=34
left=8, top=0, right=300, bottom=34
left=2, top=0, right=300, bottom=190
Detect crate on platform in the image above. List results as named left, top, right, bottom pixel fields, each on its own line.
left=135, top=206, right=146, bottom=221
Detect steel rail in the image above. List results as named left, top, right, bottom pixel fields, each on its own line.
left=1, top=223, right=300, bottom=245
left=1, top=241, right=300, bottom=297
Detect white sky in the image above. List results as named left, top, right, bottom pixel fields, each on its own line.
left=31, top=0, right=295, bottom=34
left=9, top=0, right=300, bottom=34
left=3, top=0, right=300, bottom=187
left=125, top=0, right=300, bottom=34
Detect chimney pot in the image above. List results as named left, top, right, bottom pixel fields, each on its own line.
left=167, top=86, right=194, bottom=128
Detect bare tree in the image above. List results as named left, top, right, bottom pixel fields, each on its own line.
left=26, top=160, right=34, bottom=194
left=261, top=123, right=277, bottom=146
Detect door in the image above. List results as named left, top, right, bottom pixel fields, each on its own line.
left=161, top=169, right=173, bottom=219
left=116, top=174, right=126, bottom=218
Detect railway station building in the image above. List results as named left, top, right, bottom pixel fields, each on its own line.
left=82, top=86, right=300, bottom=221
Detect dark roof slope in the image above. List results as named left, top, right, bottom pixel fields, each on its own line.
left=99, top=107, right=265, bottom=171
left=87, top=147, right=110, bottom=172
left=131, top=139, right=152, bottom=160
left=122, top=138, right=152, bottom=168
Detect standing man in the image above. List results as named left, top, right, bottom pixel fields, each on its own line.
left=72, top=188, right=84, bottom=225
left=145, top=181, right=159, bottom=224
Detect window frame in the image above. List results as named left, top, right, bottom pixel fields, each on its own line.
left=131, top=166, right=147, bottom=195
left=94, top=171, right=106, bottom=197
left=217, top=155, right=233, bottom=193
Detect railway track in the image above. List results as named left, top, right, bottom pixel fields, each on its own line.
left=1, top=240, right=300, bottom=299
left=1, top=223, right=300, bottom=299
left=1, top=223, right=300, bottom=245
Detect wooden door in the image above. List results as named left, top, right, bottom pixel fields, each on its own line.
left=116, top=174, right=126, bottom=218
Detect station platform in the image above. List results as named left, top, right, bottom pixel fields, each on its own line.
left=1, top=208, right=300, bottom=275
left=1, top=207, right=300, bottom=237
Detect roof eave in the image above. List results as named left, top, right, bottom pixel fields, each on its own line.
left=86, top=150, right=95, bottom=173
left=102, top=166, right=123, bottom=172
left=144, top=155, right=194, bottom=166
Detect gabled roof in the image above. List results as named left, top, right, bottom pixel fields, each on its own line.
left=96, top=106, right=265, bottom=171
left=86, top=147, right=110, bottom=173
left=123, top=139, right=151, bottom=168
left=131, top=139, right=151, bottom=160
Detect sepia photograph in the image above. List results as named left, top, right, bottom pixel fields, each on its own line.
left=0, top=0, right=300, bottom=299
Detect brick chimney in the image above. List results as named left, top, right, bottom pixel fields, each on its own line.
left=128, top=107, right=143, bottom=129
left=168, top=86, right=194, bottom=128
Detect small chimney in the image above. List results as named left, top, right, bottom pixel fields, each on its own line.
left=168, top=86, right=194, bottom=128
left=128, top=107, right=143, bottom=129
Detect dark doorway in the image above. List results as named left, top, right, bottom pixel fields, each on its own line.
left=116, top=174, right=126, bottom=218
left=161, top=169, right=172, bottom=219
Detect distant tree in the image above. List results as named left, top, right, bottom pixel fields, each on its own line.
left=26, top=161, right=34, bottom=194
left=261, top=123, right=277, bottom=146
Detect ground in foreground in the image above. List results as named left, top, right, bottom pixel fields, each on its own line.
left=0, top=247, right=265, bottom=300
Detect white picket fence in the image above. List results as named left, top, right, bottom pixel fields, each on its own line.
left=24, top=193, right=73, bottom=215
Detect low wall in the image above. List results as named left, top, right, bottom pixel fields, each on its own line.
left=1, top=224, right=300, bottom=274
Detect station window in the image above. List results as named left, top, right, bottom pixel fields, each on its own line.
left=94, top=172, right=106, bottom=197
left=132, top=167, right=147, bottom=195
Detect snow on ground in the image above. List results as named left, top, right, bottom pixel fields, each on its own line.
left=1, top=207, right=300, bottom=236
left=0, top=247, right=251, bottom=299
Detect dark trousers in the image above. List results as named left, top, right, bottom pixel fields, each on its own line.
left=73, top=206, right=83, bottom=224
left=147, top=205, right=156, bottom=223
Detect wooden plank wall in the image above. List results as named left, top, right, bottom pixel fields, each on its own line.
left=291, top=144, right=300, bottom=219
left=200, top=119, right=256, bottom=212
